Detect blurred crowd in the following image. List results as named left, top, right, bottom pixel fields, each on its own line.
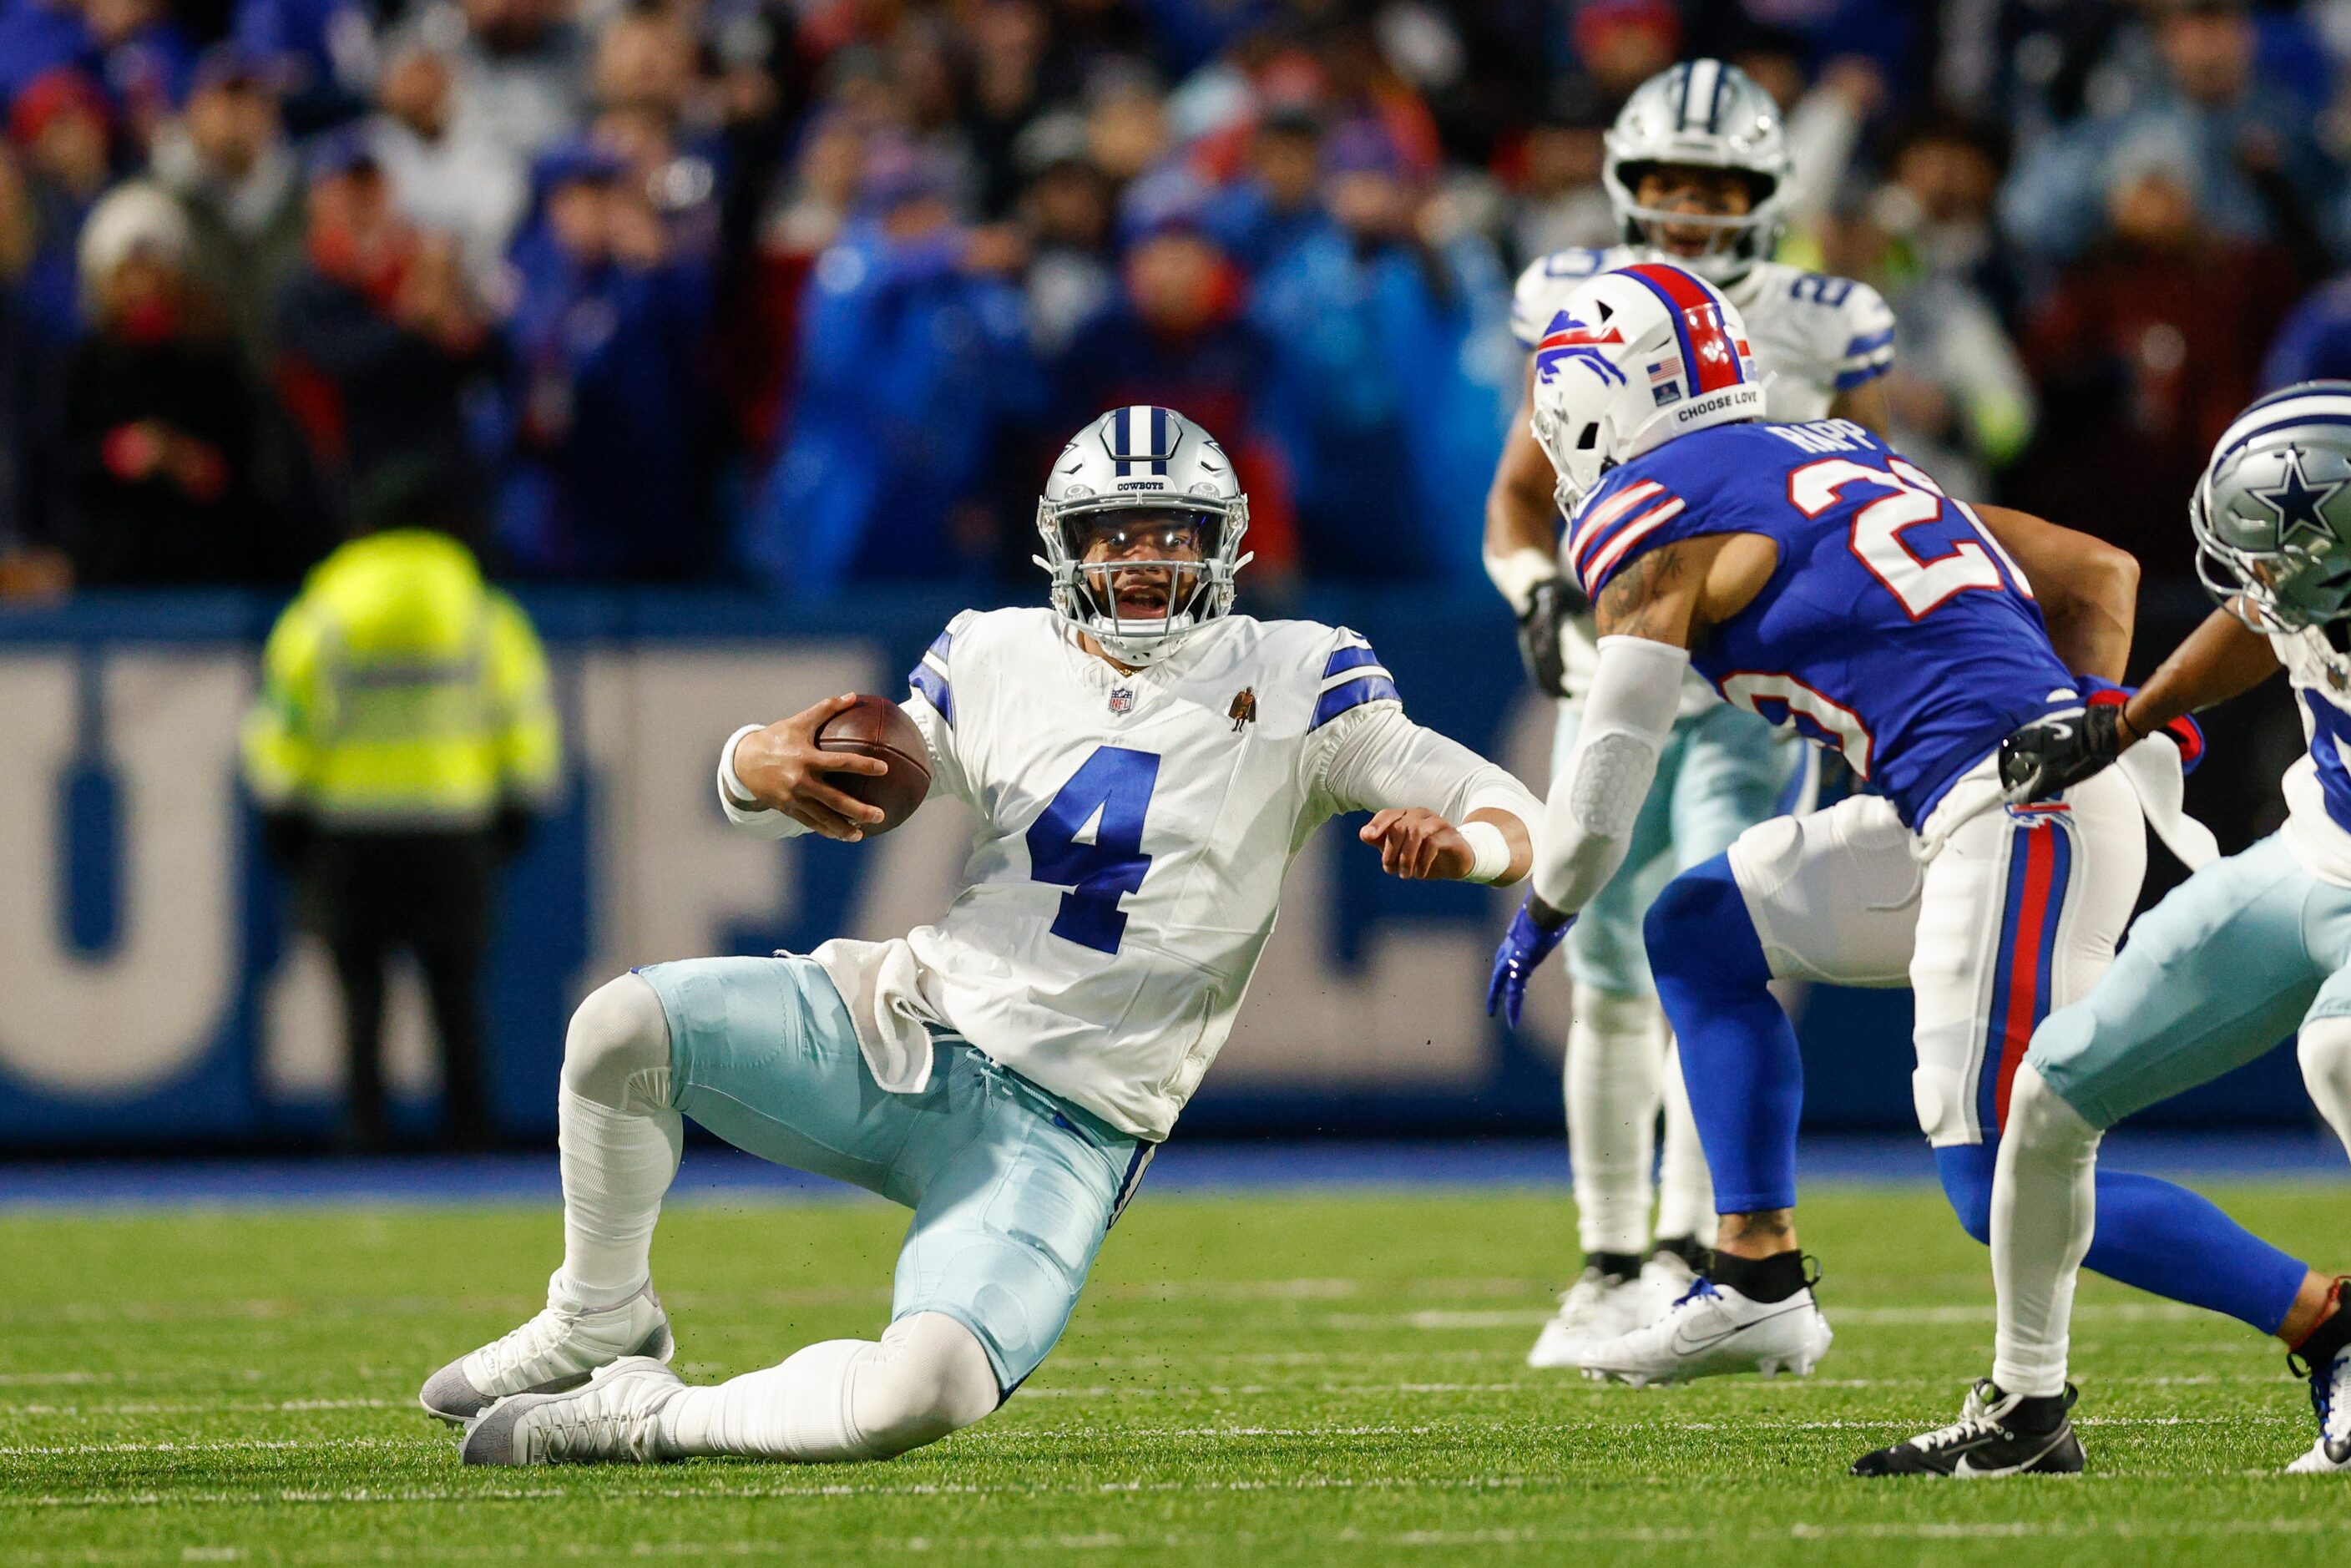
left=7, top=0, right=2351, bottom=601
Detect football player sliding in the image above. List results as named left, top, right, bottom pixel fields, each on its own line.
left=1483, top=58, right=1898, bottom=1365
left=1487, top=265, right=2323, bottom=1444
left=1863, top=384, right=2351, bottom=1478
left=422, top=405, right=1544, bottom=1467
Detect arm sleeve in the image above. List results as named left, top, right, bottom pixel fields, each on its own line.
left=1533, top=635, right=1690, bottom=913
left=1316, top=701, right=1543, bottom=837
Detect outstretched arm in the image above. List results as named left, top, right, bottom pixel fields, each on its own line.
left=1490, top=534, right=1760, bottom=1024
left=1319, top=705, right=1540, bottom=885
left=1973, top=503, right=2138, bottom=683
left=2121, top=606, right=2283, bottom=737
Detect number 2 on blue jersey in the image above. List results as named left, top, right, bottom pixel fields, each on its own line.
left=1028, top=746, right=1161, bottom=954
left=1789, top=455, right=2024, bottom=620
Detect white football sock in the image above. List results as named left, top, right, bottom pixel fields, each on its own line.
left=1653, top=1034, right=1715, bottom=1244
left=1991, top=1062, right=2101, bottom=1399
left=661, top=1312, right=999, bottom=1461
left=2299, top=1015, right=2351, bottom=1163
left=556, top=975, right=683, bottom=1310
left=1566, top=982, right=1666, bottom=1258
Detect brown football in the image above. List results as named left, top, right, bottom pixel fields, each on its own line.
left=816, top=695, right=933, bottom=835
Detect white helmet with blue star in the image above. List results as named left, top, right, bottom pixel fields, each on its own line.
left=2196, top=382, right=2351, bottom=630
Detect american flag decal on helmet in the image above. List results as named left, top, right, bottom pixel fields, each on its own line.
left=1104, top=404, right=1181, bottom=477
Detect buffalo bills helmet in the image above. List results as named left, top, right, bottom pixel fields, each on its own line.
left=1036, top=406, right=1252, bottom=665
left=2195, top=382, right=2351, bottom=632
left=1527, top=263, right=1763, bottom=517
left=1603, top=59, right=1793, bottom=286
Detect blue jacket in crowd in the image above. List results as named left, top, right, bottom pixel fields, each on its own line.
left=1250, top=228, right=1509, bottom=583
left=745, top=224, right=1039, bottom=597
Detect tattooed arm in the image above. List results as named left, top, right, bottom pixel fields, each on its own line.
left=1524, top=532, right=1774, bottom=923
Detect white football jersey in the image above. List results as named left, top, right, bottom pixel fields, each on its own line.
left=2271, top=625, right=2351, bottom=888
left=1512, top=246, right=1896, bottom=710
left=724, top=608, right=1538, bottom=1141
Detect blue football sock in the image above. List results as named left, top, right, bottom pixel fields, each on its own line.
left=1646, top=856, right=1801, bottom=1215
left=1937, top=1141, right=2306, bottom=1336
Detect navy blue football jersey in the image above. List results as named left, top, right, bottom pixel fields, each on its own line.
left=1568, top=417, right=2081, bottom=827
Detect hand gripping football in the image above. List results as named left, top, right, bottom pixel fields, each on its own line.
left=816, top=695, right=933, bottom=834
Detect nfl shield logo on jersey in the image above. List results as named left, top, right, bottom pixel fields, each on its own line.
left=1109, top=687, right=1135, bottom=715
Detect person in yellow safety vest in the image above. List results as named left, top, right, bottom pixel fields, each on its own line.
left=242, top=465, right=559, bottom=1152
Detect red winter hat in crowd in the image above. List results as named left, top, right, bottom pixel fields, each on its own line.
left=9, top=66, right=111, bottom=149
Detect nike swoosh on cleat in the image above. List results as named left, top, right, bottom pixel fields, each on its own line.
left=1666, top=1302, right=1813, bottom=1356
left=1951, top=1431, right=2074, bottom=1478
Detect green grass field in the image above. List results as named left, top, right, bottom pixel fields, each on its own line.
left=6, top=1182, right=2349, bottom=1565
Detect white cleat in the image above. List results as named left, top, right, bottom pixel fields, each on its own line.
left=462, top=1355, right=686, bottom=1466
left=1574, top=1277, right=1833, bottom=1388
left=420, top=1272, right=673, bottom=1424
left=1636, top=1247, right=1701, bottom=1325
left=2289, top=1338, right=2351, bottom=1473
left=1527, top=1267, right=1649, bottom=1369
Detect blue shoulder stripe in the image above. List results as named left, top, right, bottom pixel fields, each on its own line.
left=1833, top=361, right=1892, bottom=391
left=1322, top=643, right=1382, bottom=679
left=927, top=628, right=953, bottom=660
left=908, top=662, right=953, bottom=726
left=1311, top=674, right=1401, bottom=730
left=1843, top=327, right=1895, bottom=359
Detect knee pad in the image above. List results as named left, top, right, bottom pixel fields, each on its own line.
left=562, top=973, right=674, bottom=1112
left=1644, top=857, right=1772, bottom=999
left=1934, top=1143, right=1995, bottom=1246
left=1570, top=982, right=1664, bottom=1045
left=2299, top=1016, right=2351, bottom=1153
left=851, top=1313, right=1001, bottom=1459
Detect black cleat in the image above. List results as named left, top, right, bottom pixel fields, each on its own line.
left=1852, top=1380, right=2085, bottom=1478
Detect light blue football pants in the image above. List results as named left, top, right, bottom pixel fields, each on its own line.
left=634, top=955, right=1151, bottom=1393
left=2030, top=831, right=2351, bottom=1130
left=1554, top=698, right=1799, bottom=997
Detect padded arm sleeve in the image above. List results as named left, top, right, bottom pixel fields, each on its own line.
left=1533, top=635, right=1690, bottom=913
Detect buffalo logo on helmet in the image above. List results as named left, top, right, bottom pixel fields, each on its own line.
left=1534, top=311, right=1629, bottom=388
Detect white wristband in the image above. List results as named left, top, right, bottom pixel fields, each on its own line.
left=1459, top=819, right=1511, bottom=884
left=1484, top=546, right=1561, bottom=616
left=719, top=723, right=765, bottom=809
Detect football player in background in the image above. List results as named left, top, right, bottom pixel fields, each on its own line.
left=1860, top=385, right=2351, bottom=1477
left=1482, top=59, right=1898, bottom=1365
left=1487, top=266, right=2319, bottom=1458
left=424, top=405, right=1545, bottom=1467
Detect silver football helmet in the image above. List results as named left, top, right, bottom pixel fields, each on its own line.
left=1036, top=405, right=1251, bottom=665
left=1602, top=58, right=1793, bottom=286
left=2194, top=382, right=2351, bottom=632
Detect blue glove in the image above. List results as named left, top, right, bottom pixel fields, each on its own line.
left=1487, top=898, right=1574, bottom=1028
